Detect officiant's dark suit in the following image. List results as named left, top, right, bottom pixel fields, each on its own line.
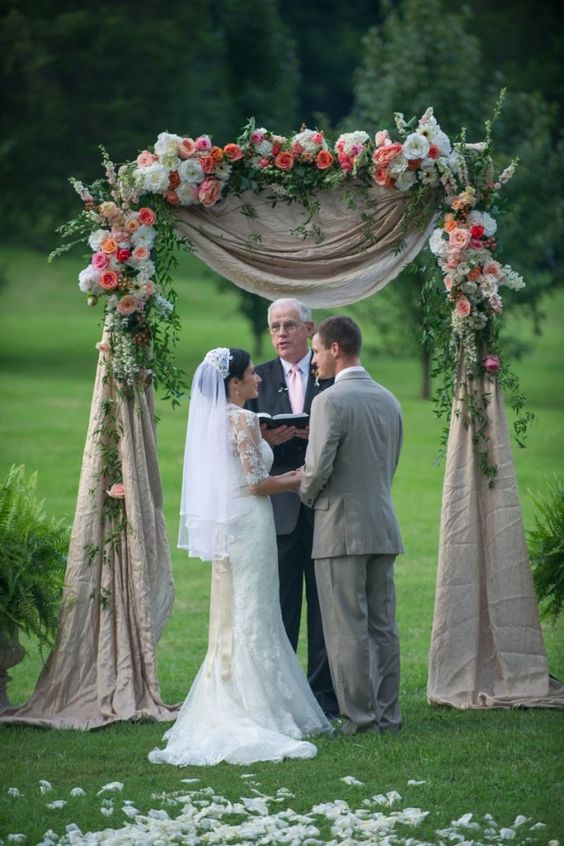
left=247, top=299, right=338, bottom=716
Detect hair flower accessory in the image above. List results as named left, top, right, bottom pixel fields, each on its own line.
left=204, top=347, right=232, bottom=378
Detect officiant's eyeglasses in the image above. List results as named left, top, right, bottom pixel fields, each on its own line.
left=268, top=321, right=302, bottom=334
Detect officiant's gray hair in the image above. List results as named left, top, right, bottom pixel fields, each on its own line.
left=267, top=298, right=312, bottom=324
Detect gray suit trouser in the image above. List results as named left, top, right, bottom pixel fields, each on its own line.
left=314, top=554, right=401, bottom=731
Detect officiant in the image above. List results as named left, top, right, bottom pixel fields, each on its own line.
left=247, top=297, right=338, bottom=717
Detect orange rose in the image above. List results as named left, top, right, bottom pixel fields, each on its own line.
left=274, top=151, right=295, bottom=171
left=100, top=238, right=118, bottom=254
left=201, top=155, right=216, bottom=174
left=373, top=142, right=402, bottom=166
left=223, top=143, right=244, bottom=161
left=316, top=150, right=334, bottom=170
left=137, top=207, right=156, bottom=226
left=168, top=170, right=181, bottom=189
left=210, top=146, right=224, bottom=163
left=467, top=267, right=482, bottom=282
left=444, top=219, right=457, bottom=232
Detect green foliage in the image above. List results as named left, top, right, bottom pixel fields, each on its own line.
left=0, top=465, right=69, bottom=650
left=528, top=477, right=564, bottom=622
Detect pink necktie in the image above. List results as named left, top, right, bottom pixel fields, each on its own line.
left=288, top=365, right=304, bottom=413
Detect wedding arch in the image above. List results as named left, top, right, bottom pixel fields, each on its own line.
left=2, top=105, right=562, bottom=728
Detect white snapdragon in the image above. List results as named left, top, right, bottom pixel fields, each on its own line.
left=402, top=132, right=430, bottom=161
left=135, top=260, right=156, bottom=282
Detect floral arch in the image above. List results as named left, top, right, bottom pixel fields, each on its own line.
left=4, top=104, right=562, bottom=730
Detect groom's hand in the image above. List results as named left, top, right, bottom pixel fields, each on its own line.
left=260, top=423, right=298, bottom=446
left=293, top=426, right=309, bottom=440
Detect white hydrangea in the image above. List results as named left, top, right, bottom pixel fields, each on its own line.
left=134, top=162, right=170, bottom=194
left=135, top=259, right=156, bottom=281
left=433, top=128, right=452, bottom=157
left=154, top=131, right=182, bottom=161
left=88, top=229, right=110, bottom=251
left=78, top=266, right=100, bottom=293
left=131, top=225, right=156, bottom=247
left=336, top=131, right=369, bottom=155
left=178, top=158, right=204, bottom=184
left=402, top=132, right=430, bottom=161
left=429, top=229, right=448, bottom=257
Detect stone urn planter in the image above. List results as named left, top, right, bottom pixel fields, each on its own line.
left=0, top=626, right=26, bottom=709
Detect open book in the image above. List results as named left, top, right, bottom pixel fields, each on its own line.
left=256, top=412, right=309, bottom=429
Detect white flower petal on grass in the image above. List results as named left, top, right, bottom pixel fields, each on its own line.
left=39, top=780, right=53, bottom=794
left=7, top=787, right=22, bottom=797
left=97, top=782, right=124, bottom=795
left=340, top=776, right=364, bottom=787
left=500, top=827, right=517, bottom=839
left=99, top=806, right=113, bottom=817
left=530, top=822, right=546, bottom=831
left=180, top=778, right=200, bottom=784
left=46, top=800, right=67, bottom=810
left=70, top=788, right=85, bottom=798
left=7, top=836, right=27, bottom=843
left=407, top=779, right=426, bottom=786
left=241, top=796, right=270, bottom=815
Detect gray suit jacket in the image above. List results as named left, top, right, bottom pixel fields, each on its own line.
left=300, top=370, right=404, bottom=559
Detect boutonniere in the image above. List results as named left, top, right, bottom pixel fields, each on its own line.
left=310, top=364, right=319, bottom=388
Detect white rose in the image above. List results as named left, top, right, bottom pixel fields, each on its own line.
left=79, top=267, right=100, bottom=293
left=402, top=132, right=430, bottom=161
left=154, top=132, right=183, bottom=159
left=396, top=170, right=417, bottom=191
left=131, top=225, right=156, bottom=247
left=176, top=182, right=198, bottom=205
left=134, top=163, right=170, bottom=194
left=388, top=154, right=408, bottom=176
left=178, top=158, right=204, bottom=184
left=429, top=229, right=448, bottom=257
left=88, top=229, right=109, bottom=251
left=255, top=139, right=273, bottom=157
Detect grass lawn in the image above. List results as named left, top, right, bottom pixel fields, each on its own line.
left=0, top=244, right=563, bottom=844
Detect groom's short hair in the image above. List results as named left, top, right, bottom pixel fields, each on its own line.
left=316, top=316, right=361, bottom=357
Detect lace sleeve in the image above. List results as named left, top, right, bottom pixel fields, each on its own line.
left=229, top=407, right=270, bottom=487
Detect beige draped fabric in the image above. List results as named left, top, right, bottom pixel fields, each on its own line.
left=427, top=357, right=564, bottom=709
left=0, top=353, right=177, bottom=728
left=173, top=183, right=438, bottom=306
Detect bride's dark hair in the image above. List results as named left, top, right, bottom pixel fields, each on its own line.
left=225, top=348, right=251, bottom=393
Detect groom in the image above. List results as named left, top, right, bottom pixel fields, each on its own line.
left=247, top=297, right=338, bottom=717
left=299, top=316, right=404, bottom=734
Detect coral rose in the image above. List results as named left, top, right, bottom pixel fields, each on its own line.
left=274, top=151, right=295, bottom=171
left=373, top=142, right=402, bottom=166
left=338, top=152, right=353, bottom=172
left=138, top=207, right=156, bottom=226
left=178, top=138, right=196, bottom=159
left=455, top=296, right=471, bottom=317
left=201, top=155, right=216, bottom=174
left=132, top=245, right=150, bottom=261
left=99, top=271, right=119, bottom=291
left=116, top=295, right=138, bottom=315
left=316, top=150, right=334, bottom=170
left=210, top=146, right=224, bottom=163
left=223, top=143, right=244, bottom=161
left=165, top=190, right=180, bottom=206
left=198, top=178, right=221, bottom=207
left=483, top=354, right=500, bottom=374
left=100, top=238, right=118, bottom=254
left=374, top=165, right=393, bottom=188
left=168, top=170, right=181, bottom=189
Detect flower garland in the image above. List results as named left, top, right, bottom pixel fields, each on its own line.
left=53, top=98, right=530, bottom=488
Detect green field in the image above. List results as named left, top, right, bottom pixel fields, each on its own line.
left=0, top=244, right=563, bottom=844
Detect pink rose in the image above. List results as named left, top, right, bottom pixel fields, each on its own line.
left=338, top=152, right=353, bottom=172
left=455, top=296, right=471, bottom=317
left=144, top=280, right=155, bottom=295
left=449, top=228, right=471, bottom=250
left=136, top=150, right=158, bottom=168
left=373, top=142, right=402, bottom=166
left=443, top=273, right=454, bottom=290
left=178, top=138, right=196, bottom=159
left=470, top=238, right=483, bottom=250
left=138, top=207, right=156, bottom=226
left=312, top=132, right=324, bottom=145
left=92, top=251, right=109, bottom=270
left=258, top=157, right=270, bottom=168
left=99, top=271, right=119, bottom=291
left=96, top=341, right=111, bottom=354
left=132, top=245, right=149, bottom=261
left=483, top=260, right=502, bottom=277
left=375, top=130, right=390, bottom=147
left=195, top=134, right=212, bottom=151
left=201, top=155, right=216, bottom=174
left=447, top=255, right=460, bottom=269
left=291, top=142, right=304, bottom=156
left=483, top=354, right=500, bottom=374
left=316, top=150, right=334, bottom=170
left=107, top=483, right=125, bottom=499
left=250, top=129, right=265, bottom=145
left=349, top=142, right=364, bottom=157
left=116, top=295, right=138, bottom=315
left=198, top=178, right=221, bottom=207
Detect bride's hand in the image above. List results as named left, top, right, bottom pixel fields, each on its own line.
left=280, top=469, right=302, bottom=493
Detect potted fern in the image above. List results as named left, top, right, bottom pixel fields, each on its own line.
left=0, top=465, right=69, bottom=707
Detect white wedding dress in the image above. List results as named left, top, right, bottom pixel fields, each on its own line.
left=149, top=405, right=331, bottom=766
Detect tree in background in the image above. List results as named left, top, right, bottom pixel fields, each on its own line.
left=348, top=0, right=563, bottom=398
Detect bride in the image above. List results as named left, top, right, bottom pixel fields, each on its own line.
left=149, top=347, right=332, bottom=766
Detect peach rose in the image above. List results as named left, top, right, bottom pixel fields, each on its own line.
left=96, top=341, right=111, bottom=354
left=132, top=245, right=150, bottom=261
left=467, top=267, right=482, bottom=282
left=168, top=170, right=181, bottom=189
left=116, top=295, right=138, bottom=315
left=444, top=219, right=457, bottom=233
left=198, top=178, right=221, bottom=207
left=210, top=146, right=224, bottom=163
left=374, top=143, right=402, bottom=167
left=316, top=150, right=334, bottom=170
left=274, top=151, right=295, bottom=171
left=138, top=207, right=156, bottom=226
left=106, top=482, right=125, bottom=499
left=136, top=150, right=158, bottom=168
left=455, top=296, right=471, bottom=317
left=125, top=218, right=140, bottom=234
left=374, top=165, right=393, bottom=188
left=223, top=143, right=244, bottom=161
left=101, top=238, right=118, bottom=255
left=178, top=138, right=196, bottom=159
left=201, top=155, right=216, bottom=174
left=450, top=196, right=466, bottom=211
left=449, top=228, right=471, bottom=250
left=99, top=270, right=119, bottom=291
left=483, top=260, right=502, bottom=277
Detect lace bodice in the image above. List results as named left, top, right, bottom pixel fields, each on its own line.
left=228, top=405, right=273, bottom=489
